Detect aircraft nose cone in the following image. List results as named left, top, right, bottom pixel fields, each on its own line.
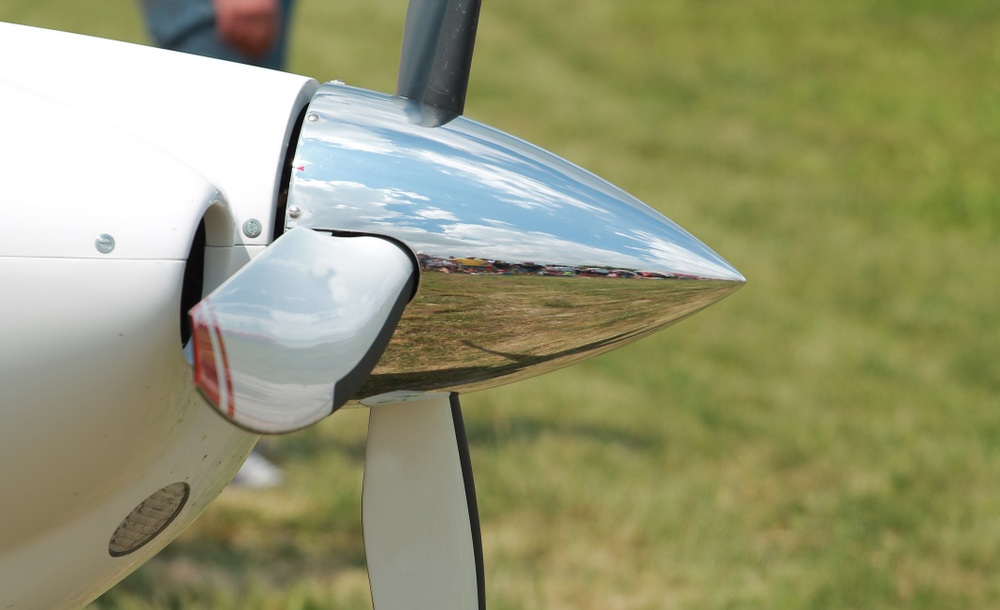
left=287, top=83, right=744, bottom=397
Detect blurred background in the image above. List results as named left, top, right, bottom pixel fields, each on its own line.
left=2, top=0, right=998, bottom=608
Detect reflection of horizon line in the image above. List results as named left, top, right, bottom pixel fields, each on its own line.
left=416, top=258, right=716, bottom=279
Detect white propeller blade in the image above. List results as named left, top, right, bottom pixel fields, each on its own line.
left=363, top=393, right=485, bottom=610
left=189, top=227, right=416, bottom=434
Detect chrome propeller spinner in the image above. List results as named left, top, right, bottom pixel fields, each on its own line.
left=190, top=1, right=743, bottom=608
left=285, top=83, right=744, bottom=400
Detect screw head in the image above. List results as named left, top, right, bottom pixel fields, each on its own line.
left=288, top=205, right=302, bottom=219
left=95, top=234, right=115, bottom=254
left=242, top=218, right=263, bottom=238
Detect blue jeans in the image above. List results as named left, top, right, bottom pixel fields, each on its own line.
left=139, top=0, right=295, bottom=69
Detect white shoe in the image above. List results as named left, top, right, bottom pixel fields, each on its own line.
left=231, top=450, right=284, bottom=489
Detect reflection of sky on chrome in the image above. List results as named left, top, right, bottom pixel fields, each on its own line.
left=413, top=148, right=609, bottom=215
left=205, top=229, right=411, bottom=344
left=290, top=85, right=743, bottom=281
left=619, top=230, right=745, bottom=280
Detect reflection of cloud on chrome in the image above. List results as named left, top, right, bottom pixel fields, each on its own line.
left=290, top=87, right=742, bottom=282
left=294, top=178, right=430, bottom=226
left=413, top=148, right=611, bottom=216
left=619, top=229, right=743, bottom=280
left=295, top=178, right=427, bottom=207
left=205, top=231, right=411, bottom=346
left=300, top=122, right=395, bottom=155
left=293, top=178, right=368, bottom=216
left=291, top=176, right=733, bottom=274
left=295, top=177, right=366, bottom=194
left=482, top=218, right=513, bottom=227
left=382, top=187, right=430, bottom=204
left=415, top=207, right=458, bottom=221
left=303, top=98, right=620, bottom=219
left=430, top=223, right=647, bottom=269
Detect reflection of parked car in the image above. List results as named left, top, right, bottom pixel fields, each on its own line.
left=607, top=269, right=635, bottom=278
left=540, top=266, right=575, bottom=277
left=492, top=261, right=514, bottom=275
left=636, top=271, right=669, bottom=279
left=515, top=262, right=544, bottom=275
left=577, top=268, right=610, bottom=278
left=418, top=254, right=458, bottom=273
left=426, top=262, right=458, bottom=272
left=452, top=257, right=492, bottom=273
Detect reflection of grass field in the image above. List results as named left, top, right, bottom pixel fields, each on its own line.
left=3, top=0, right=998, bottom=608
left=364, top=274, right=741, bottom=395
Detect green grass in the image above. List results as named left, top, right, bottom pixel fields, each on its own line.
left=3, top=0, right=999, bottom=608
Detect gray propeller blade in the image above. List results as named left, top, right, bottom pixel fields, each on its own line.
left=397, top=0, right=482, bottom=125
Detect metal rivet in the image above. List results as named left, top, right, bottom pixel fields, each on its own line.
left=286, top=221, right=296, bottom=230
left=95, top=234, right=115, bottom=254
left=306, top=112, right=320, bottom=123
left=242, top=218, right=263, bottom=238
left=288, top=205, right=302, bottom=219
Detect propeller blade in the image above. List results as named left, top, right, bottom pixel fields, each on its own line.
left=362, top=393, right=485, bottom=610
left=397, top=0, right=482, bottom=125
left=189, top=227, right=416, bottom=434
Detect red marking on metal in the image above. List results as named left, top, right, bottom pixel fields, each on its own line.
left=190, top=302, right=235, bottom=418
left=190, top=304, right=221, bottom=407
left=208, top=309, right=236, bottom=419
left=295, top=165, right=305, bottom=171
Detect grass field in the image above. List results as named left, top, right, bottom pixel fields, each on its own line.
left=3, top=0, right=999, bottom=608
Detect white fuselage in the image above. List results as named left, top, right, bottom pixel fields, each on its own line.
left=0, top=22, right=316, bottom=608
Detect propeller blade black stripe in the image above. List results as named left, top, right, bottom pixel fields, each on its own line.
left=449, top=393, right=486, bottom=610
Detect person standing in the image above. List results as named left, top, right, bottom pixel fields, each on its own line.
left=139, top=0, right=295, bottom=69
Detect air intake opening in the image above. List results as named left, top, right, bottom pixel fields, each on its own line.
left=180, top=221, right=206, bottom=346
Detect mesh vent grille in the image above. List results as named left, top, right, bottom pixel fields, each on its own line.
left=108, top=482, right=189, bottom=557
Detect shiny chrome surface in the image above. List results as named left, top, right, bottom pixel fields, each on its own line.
left=190, top=228, right=417, bottom=433
left=287, top=83, right=745, bottom=397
